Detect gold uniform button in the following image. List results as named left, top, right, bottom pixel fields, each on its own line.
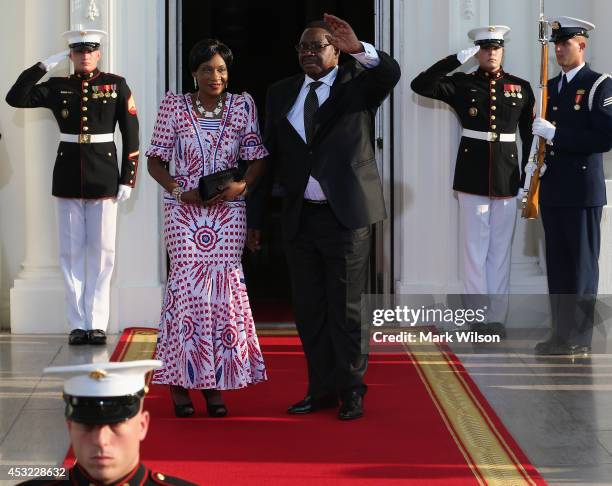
left=582, top=166, right=587, bottom=170
left=552, top=121, right=557, bottom=126
left=155, top=473, right=166, bottom=481
left=108, top=152, right=112, bottom=157
left=83, top=82, right=89, bottom=87
left=491, top=81, right=496, bottom=85
left=511, top=154, right=515, bottom=158
left=83, top=126, right=89, bottom=131
left=82, top=106, right=88, bottom=111
left=552, top=106, right=558, bottom=111
left=60, top=152, right=63, bottom=156
left=132, top=161, right=136, bottom=165
left=492, top=96, right=497, bottom=101
left=62, top=100, right=67, bottom=104
left=129, top=179, right=134, bottom=184
left=464, top=148, right=468, bottom=152
left=83, top=89, right=88, bottom=94
left=82, top=116, right=88, bottom=121
left=550, top=151, right=555, bottom=156
left=490, top=89, right=495, bottom=93
left=103, top=100, right=107, bottom=104
left=82, top=97, right=88, bottom=102
left=491, top=105, right=497, bottom=110
left=491, top=115, right=496, bottom=120
left=491, top=125, right=497, bottom=129
left=130, top=170, right=135, bottom=175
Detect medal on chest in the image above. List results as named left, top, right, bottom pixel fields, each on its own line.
left=574, top=89, right=585, bottom=111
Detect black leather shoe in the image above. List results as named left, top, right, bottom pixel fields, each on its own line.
left=287, top=394, right=338, bottom=415
left=338, top=392, right=364, bottom=420
left=471, top=322, right=506, bottom=339
left=535, top=341, right=591, bottom=357
left=88, top=329, right=107, bottom=345
left=68, top=329, right=88, bottom=345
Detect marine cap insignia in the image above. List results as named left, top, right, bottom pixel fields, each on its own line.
left=488, top=27, right=495, bottom=32
left=89, top=370, right=108, bottom=380
left=551, top=21, right=560, bottom=30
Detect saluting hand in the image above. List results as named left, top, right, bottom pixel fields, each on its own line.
left=323, top=13, right=364, bottom=54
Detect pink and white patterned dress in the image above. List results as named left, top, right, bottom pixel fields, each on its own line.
left=145, top=91, right=268, bottom=390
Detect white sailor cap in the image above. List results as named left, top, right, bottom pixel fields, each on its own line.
left=62, top=29, right=107, bottom=51
left=45, top=360, right=162, bottom=424
left=549, top=16, right=595, bottom=42
left=468, top=25, right=511, bottom=47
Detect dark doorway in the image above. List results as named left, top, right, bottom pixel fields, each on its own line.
left=179, top=0, right=375, bottom=321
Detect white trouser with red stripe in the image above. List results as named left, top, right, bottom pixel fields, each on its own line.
left=457, top=192, right=517, bottom=324
left=56, top=198, right=118, bottom=332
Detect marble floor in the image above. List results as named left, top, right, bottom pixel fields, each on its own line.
left=1, top=330, right=612, bottom=485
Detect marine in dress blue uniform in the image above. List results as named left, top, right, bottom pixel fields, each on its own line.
left=532, top=17, right=612, bottom=356
left=16, top=360, right=197, bottom=486
left=5, top=30, right=140, bottom=345
left=411, top=26, right=535, bottom=334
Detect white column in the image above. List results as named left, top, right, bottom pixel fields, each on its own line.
left=105, top=0, right=164, bottom=332
left=592, top=0, right=612, bottom=293
left=394, top=0, right=488, bottom=295
left=9, top=0, right=69, bottom=333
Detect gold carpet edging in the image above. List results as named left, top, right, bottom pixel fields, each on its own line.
left=406, top=341, right=538, bottom=486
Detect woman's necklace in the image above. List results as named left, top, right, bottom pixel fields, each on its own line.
left=195, top=92, right=223, bottom=118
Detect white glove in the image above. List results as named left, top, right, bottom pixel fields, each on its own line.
left=516, top=188, right=527, bottom=201
left=116, top=185, right=132, bottom=202
left=524, top=161, right=538, bottom=176
left=457, top=45, right=480, bottom=64
left=41, top=50, right=70, bottom=72
left=532, top=118, right=556, bottom=143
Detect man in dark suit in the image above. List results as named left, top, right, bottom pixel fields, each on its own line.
left=248, top=14, right=400, bottom=420
left=531, top=17, right=612, bottom=356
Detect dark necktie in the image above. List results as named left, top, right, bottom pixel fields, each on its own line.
left=303, top=81, right=323, bottom=144
left=559, top=73, right=568, bottom=94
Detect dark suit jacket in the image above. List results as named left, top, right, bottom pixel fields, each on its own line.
left=540, top=65, right=612, bottom=207
left=248, top=51, right=401, bottom=240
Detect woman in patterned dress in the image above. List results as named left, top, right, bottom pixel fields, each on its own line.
left=146, top=39, right=268, bottom=417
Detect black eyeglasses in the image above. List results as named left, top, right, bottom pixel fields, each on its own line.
left=295, top=43, right=332, bottom=53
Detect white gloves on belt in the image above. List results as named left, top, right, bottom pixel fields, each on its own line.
left=532, top=118, right=556, bottom=143
left=116, top=185, right=132, bottom=202
left=457, top=46, right=480, bottom=64
left=41, top=50, right=70, bottom=72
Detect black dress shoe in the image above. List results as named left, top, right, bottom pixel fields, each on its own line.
left=471, top=322, right=506, bottom=339
left=68, top=329, right=88, bottom=345
left=287, top=394, right=338, bottom=415
left=338, top=392, right=364, bottom=420
left=535, top=341, right=591, bottom=357
left=88, top=329, right=107, bottom=345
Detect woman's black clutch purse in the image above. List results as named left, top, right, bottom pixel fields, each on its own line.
left=198, top=168, right=239, bottom=200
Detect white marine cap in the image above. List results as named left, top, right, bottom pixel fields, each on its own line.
left=62, top=29, right=107, bottom=50
left=548, top=16, right=595, bottom=42
left=468, top=25, right=511, bottom=47
left=45, top=360, right=162, bottom=424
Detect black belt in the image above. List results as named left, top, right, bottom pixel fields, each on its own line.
left=303, top=199, right=329, bottom=205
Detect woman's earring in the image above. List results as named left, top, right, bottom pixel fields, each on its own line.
left=193, top=77, right=197, bottom=90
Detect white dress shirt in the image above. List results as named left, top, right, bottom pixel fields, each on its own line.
left=286, top=41, right=380, bottom=200
left=558, top=62, right=585, bottom=92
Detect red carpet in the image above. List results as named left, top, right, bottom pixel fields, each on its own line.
left=67, top=328, right=545, bottom=485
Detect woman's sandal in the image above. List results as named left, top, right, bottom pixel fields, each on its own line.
left=202, top=389, right=227, bottom=417
left=170, top=385, right=195, bottom=418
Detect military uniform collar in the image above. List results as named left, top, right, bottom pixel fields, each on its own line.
left=72, top=68, right=100, bottom=80
left=476, top=67, right=505, bottom=80
left=71, top=462, right=147, bottom=485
